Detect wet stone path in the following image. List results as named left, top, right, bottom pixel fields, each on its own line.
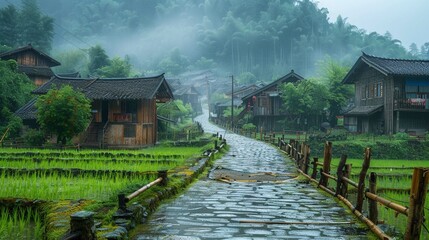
left=133, top=111, right=369, bottom=239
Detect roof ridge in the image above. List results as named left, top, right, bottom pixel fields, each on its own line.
left=362, top=51, right=429, bottom=62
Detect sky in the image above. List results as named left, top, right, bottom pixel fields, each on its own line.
left=316, top=0, right=429, bottom=49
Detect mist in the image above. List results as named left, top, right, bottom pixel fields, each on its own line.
left=3, top=0, right=428, bottom=81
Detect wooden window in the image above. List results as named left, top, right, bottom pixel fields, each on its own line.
left=374, top=82, right=383, bottom=97
left=124, top=125, right=136, bottom=138
left=369, top=84, right=374, bottom=98
left=364, top=85, right=369, bottom=99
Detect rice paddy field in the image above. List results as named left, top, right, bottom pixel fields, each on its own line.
left=0, top=145, right=208, bottom=239
left=330, top=158, right=429, bottom=238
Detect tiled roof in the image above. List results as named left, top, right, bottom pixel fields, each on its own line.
left=173, top=85, right=200, bottom=96
left=343, top=52, right=429, bottom=83
left=0, top=44, right=60, bottom=67
left=344, top=105, right=383, bottom=116
left=57, top=72, right=81, bottom=78
left=242, top=70, right=304, bottom=101
left=32, top=74, right=173, bottom=100
left=15, top=97, right=38, bottom=120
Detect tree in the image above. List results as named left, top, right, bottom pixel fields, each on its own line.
left=97, top=56, right=132, bottom=78
left=280, top=79, right=329, bottom=129
left=318, top=59, right=353, bottom=125
left=0, top=59, right=33, bottom=123
left=0, top=0, right=54, bottom=51
left=36, top=85, right=91, bottom=145
left=53, top=49, right=89, bottom=75
left=88, top=45, right=110, bottom=75
left=0, top=5, right=19, bottom=48
left=236, top=72, right=257, bottom=85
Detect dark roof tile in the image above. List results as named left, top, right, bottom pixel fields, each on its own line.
left=343, top=52, right=429, bottom=83
left=32, top=74, right=173, bottom=100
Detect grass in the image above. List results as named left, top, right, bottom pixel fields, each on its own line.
left=327, top=157, right=429, bottom=238
left=0, top=139, right=215, bottom=239
left=0, top=171, right=156, bottom=201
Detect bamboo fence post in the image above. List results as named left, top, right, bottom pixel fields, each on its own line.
left=299, top=142, right=305, bottom=171
left=405, top=167, right=429, bottom=240
left=296, top=142, right=301, bottom=166
left=319, top=141, right=332, bottom=187
left=290, top=140, right=294, bottom=158
left=356, top=148, right=371, bottom=212
left=335, top=154, right=348, bottom=196
left=368, top=172, right=378, bottom=224
left=342, top=164, right=352, bottom=198
left=303, top=144, right=310, bottom=174
left=311, top=157, right=319, bottom=179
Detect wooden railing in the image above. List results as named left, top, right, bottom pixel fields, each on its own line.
left=118, top=170, right=168, bottom=211
left=395, top=98, right=429, bottom=110
left=279, top=139, right=429, bottom=240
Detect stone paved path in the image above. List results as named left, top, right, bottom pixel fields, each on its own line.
left=133, top=110, right=369, bottom=239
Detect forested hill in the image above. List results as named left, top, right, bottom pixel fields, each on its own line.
left=2, top=0, right=428, bottom=79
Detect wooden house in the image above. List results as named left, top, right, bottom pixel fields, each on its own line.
left=0, top=44, right=60, bottom=86
left=225, top=84, right=263, bottom=99
left=16, top=74, right=174, bottom=147
left=242, top=70, right=304, bottom=131
left=172, top=85, right=202, bottom=114
left=342, top=52, right=429, bottom=135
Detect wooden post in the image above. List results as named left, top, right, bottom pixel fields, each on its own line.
left=302, top=145, right=310, bottom=174
left=335, top=154, right=348, bottom=196
left=368, top=172, right=378, bottom=224
left=311, top=157, right=318, bottom=179
left=296, top=142, right=301, bottom=165
left=319, top=141, right=332, bottom=187
left=356, top=148, right=371, bottom=212
left=70, top=211, right=96, bottom=240
left=290, top=140, right=294, bottom=158
left=158, top=170, right=168, bottom=186
left=405, top=167, right=429, bottom=240
left=299, top=142, right=305, bottom=169
left=342, top=164, right=352, bottom=198
left=118, top=194, right=127, bottom=211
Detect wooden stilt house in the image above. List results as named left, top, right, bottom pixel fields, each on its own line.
left=342, top=52, right=429, bottom=135
left=16, top=74, right=174, bottom=147
left=241, top=70, right=304, bottom=131
left=0, top=44, right=60, bottom=86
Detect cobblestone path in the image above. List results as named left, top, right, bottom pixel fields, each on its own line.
left=133, top=110, right=369, bottom=239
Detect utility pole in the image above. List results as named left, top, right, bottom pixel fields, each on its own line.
left=231, top=75, right=234, bottom=131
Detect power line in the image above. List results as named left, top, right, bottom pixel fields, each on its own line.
left=3, top=0, right=92, bottom=54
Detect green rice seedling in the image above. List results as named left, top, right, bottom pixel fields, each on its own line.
left=0, top=170, right=155, bottom=201
left=0, top=207, right=44, bottom=240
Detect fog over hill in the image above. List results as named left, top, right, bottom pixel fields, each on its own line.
left=2, top=0, right=427, bottom=79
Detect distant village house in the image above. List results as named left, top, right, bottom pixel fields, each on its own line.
left=242, top=70, right=304, bottom=131
left=0, top=44, right=60, bottom=86
left=342, top=52, right=429, bottom=135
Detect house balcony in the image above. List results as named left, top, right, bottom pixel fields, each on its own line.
left=394, top=98, right=429, bottom=111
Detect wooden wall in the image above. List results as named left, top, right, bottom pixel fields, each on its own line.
left=103, top=99, right=157, bottom=146
left=16, top=51, right=50, bottom=66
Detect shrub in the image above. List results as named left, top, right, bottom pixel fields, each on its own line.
left=24, top=129, right=46, bottom=146
left=393, top=132, right=409, bottom=140
left=242, top=123, right=256, bottom=131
